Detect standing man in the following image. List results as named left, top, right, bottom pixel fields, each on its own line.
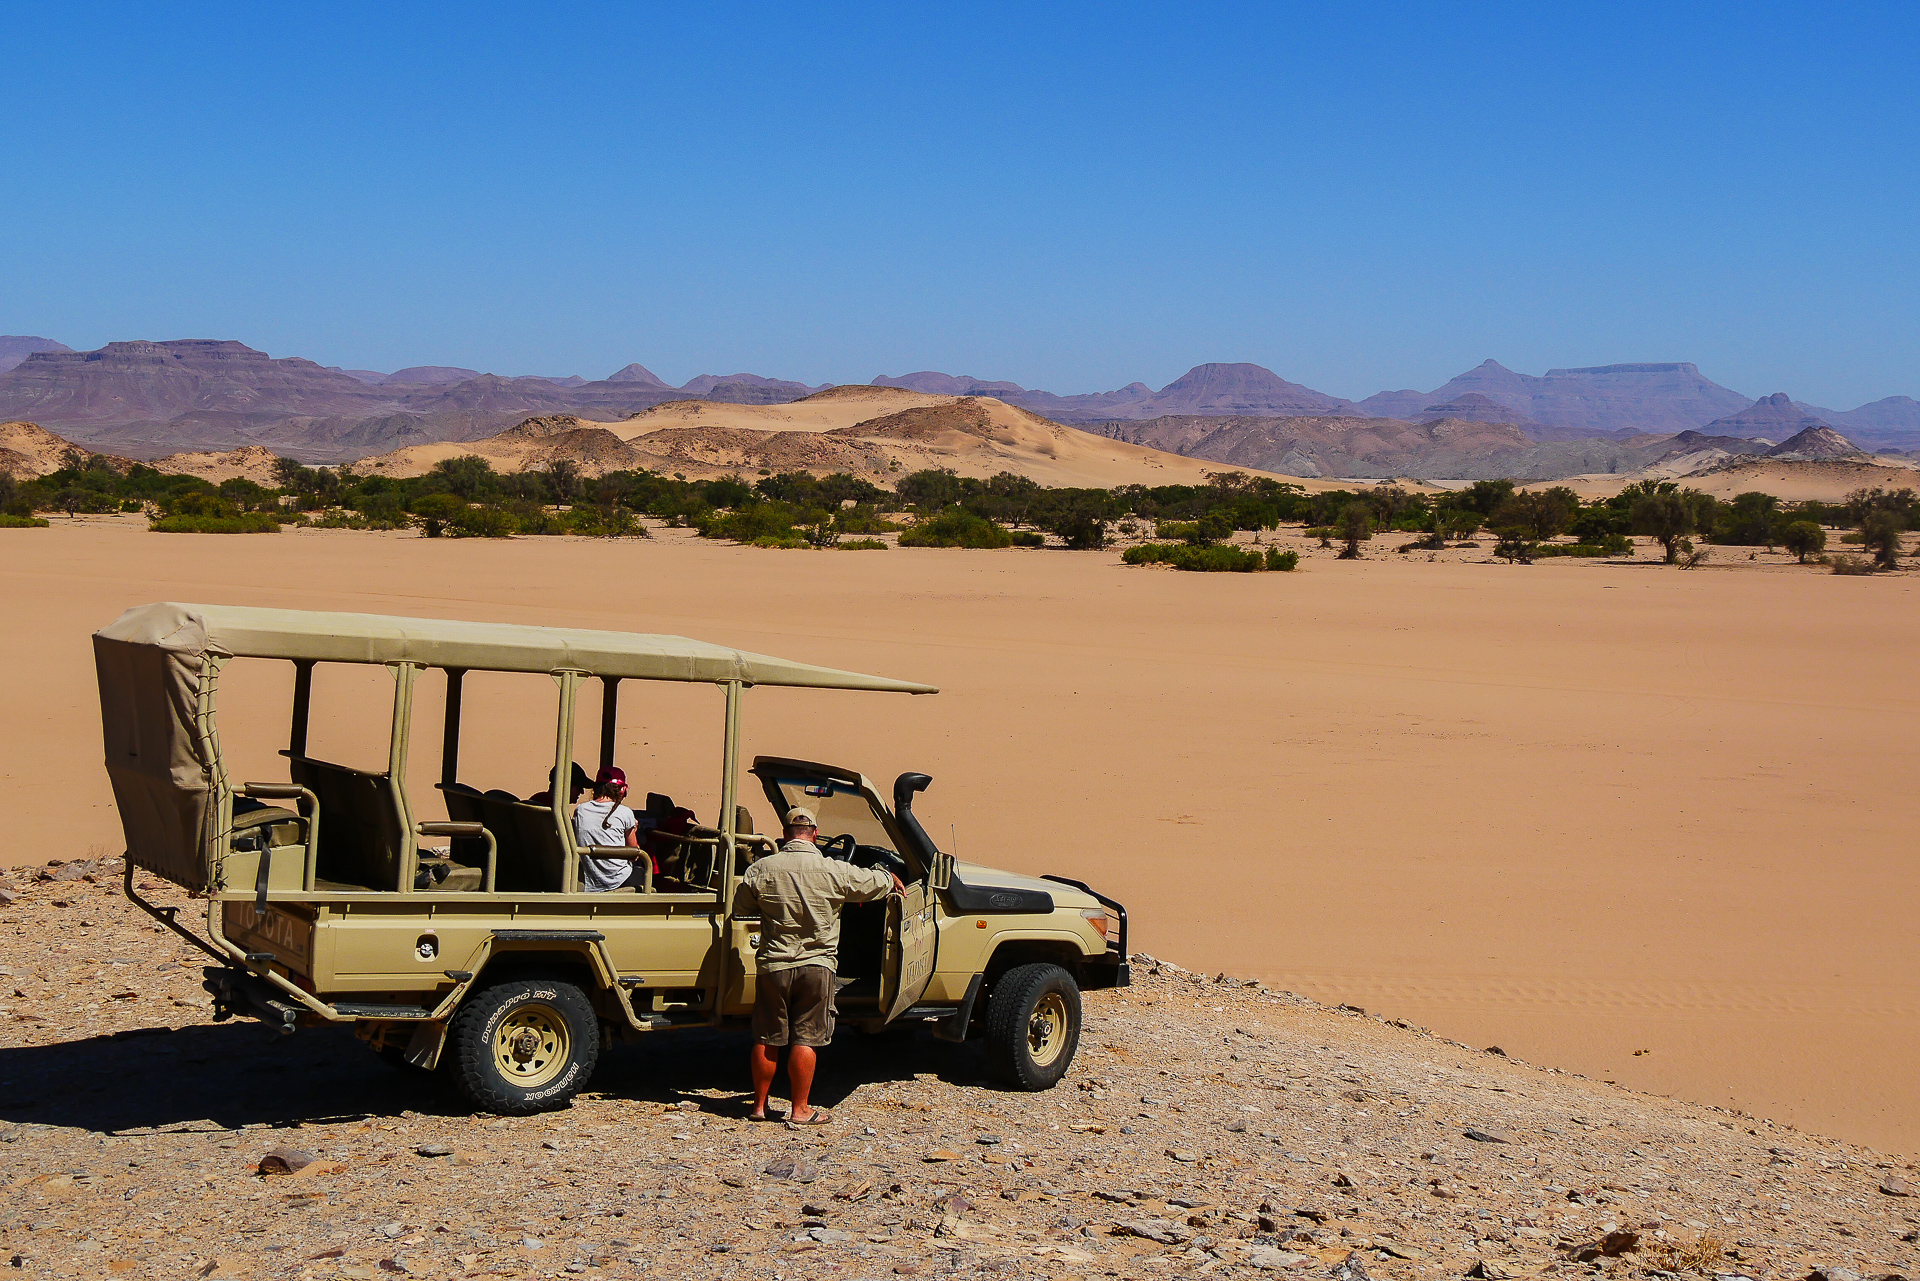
left=736, top=806, right=903, bottom=1124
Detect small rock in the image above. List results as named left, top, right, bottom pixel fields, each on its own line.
left=1224, top=1118, right=1248, bottom=1133
left=975, top=1135, right=1000, bottom=1145
left=807, top=1228, right=851, bottom=1244
left=520, top=1237, right=543, bottom=1250
left=763, top=1155, right=820, bottom=1183
left=1879, top=1176, right=1913, bottom=1197
left=256, top=1147, right=315, bottom=1176
left=1248, top=1247, right=1315, bottom=1271
left=1467, top=1262, right=1514, bottom=1280
left=1330, top=1171, right=1353, bottom=1188
left=378, top=1224, right=404, bottom=1240
left=1484, top=1046, right=1506, bottom=1056
left=1462, top=1128, right=1507, bottom=1143
left=1166, top=1148, right=1199, bottom=1162
left=1330, top=1249, right=1374, bottom=1281
left=922, top=1149, right=962, bottom=1162
left=413, top=1144, right=453, bottom=1158
left=1804, top=1270, right=1861, bottom=1281
left=1380, top=1243, right=1426, bottom=1261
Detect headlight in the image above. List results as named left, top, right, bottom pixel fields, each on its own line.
left=1078, top=909, right=1109, bottom=940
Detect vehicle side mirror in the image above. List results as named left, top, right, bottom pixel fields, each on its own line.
left=930, top=850, right=952, bottom=891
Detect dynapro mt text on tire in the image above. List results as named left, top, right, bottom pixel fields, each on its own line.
left=448, top=976, right=600, bottom=1115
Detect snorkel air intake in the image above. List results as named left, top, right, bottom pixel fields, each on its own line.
left=895, top=771, right=1054, bottom=914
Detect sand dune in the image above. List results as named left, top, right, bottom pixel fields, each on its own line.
left=354, top=392, right=1355, bottom=490
left=1558, top=455, right=1920, bottom=501
left=5, top=519, right=1917, bottom=1153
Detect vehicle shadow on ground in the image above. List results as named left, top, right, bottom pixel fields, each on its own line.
left=0, top=1020, right=989, bottom=1133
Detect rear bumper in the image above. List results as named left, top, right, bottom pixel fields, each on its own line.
left=203, top=965, right=305, bottom=1034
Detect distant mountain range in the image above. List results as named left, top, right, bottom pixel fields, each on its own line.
left=1, top=334, right=1914, bottom=467
left=878, top=359, right=1920, bottom=447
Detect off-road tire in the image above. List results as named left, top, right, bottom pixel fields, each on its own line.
left=983, top=963, right=1081, bottom=1090
left=447, top=975, right=600, bottom=1114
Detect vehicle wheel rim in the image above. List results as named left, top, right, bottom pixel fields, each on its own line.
left=1027, top=992, right=1068, bottom=1067
left=493, top=1002, right=569, bottom=1088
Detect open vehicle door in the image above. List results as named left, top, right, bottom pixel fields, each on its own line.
left=879, top=876, right=937, bottom=1021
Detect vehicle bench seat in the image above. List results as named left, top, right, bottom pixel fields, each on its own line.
left=436, top=782, right=569, bottom=892
left=288, top=755, right=408, bottom=892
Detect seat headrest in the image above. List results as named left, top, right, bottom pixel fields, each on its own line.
left=734, top=805, right=755, bottom=836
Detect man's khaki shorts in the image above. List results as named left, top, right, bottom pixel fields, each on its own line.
left=753, top=964, right=836, bottom=1048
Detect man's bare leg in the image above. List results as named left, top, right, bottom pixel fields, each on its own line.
left=749, top=1043, right=781, bottom=1119
left=785, top=1045, right=819, bottom=1121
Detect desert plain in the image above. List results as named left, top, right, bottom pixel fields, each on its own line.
left=1, top=515, right=1914, bottom=1162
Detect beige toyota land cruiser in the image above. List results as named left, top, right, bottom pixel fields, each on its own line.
left=94, top=603, right=1128, bottom=1113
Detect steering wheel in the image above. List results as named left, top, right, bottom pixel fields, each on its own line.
left=819, top=832, right=857, bottom=861
left=856, top=844, right=909, bottom=875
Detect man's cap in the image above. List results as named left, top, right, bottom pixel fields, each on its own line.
left=595, top=766, right=627, bottom=789
left=785, top=806, right=818, bottom=829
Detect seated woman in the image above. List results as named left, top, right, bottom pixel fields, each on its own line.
left=574, top=766, right=650, bottom=892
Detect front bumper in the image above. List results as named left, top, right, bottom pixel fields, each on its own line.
left=1041, top=875, right=1132, bottom=987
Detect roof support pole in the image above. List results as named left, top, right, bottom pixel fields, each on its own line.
left=599, top=676, right=620, bottom=773
left=388, top=663, right=421, bottom=892
left=713, top=679, right=744, bottom=1024
left=441, top=669, right=465, bottom=787
left=289, top=660, right=313, bottom=758
left=553, top=670, right=581, bottom=892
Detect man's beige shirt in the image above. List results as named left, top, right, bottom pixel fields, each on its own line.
left=735, top=839, right=894, bottom=973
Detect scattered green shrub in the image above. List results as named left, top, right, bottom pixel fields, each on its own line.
left=0, top=514, right=51, bottom=528
left=837, top=538, right=889, bottom=551
left=1265, top=548, right=1299, bottom=571
left=1304, top=526, right=1334, bottom=547
left=118, top=500, right=142, bottom=513
left=1829, top=554, right=1875, bottom=576
left=447, top=505, right=515, bottom=538
left=750, top=534, right=811, bottom=549
left=1123, top=542, right=1271, bottom=572
left=1493, top=536, right=1535, bottom=564
left=898, top=510, right=1014, bottom=548
left=1169, top=544, right=1267, bottom=572
left=149, top=513, right=281, bottom=534
left=1839, top=532, right=1864, bottom=544
left=1530, top=542, right=1609, bottom=558
left=1010, top=530, right=1045, bottom=548
left=1782, top=521, right=1827, bottom=563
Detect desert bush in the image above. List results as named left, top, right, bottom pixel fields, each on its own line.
left=1782, top=521, right=1826, bottom=563
left=0, top=513, right=51, bottom=528
left=150, top=513, right=281, bottom=534
left=1860, top=510, right=1905, bottom=569
left=1122, top=542, right=1177, bottom=565
left=1335, top=502, right=1373, bottom=559
left=1529, top=542, right=1609, bottom=558
left=1010, top=530, right=1045, bottom=547
left=569, top=505, right=647, bottom=538
left=1305, top=525, right=1334, bottom=547
left=1838, top=532, right=1864, bottom=544
left=898, top=509, right=1014, bottom=549
left=1829, top=554, right=1875, bottom=575
left=1676, top=538, right=1709, bottom=569
left=1593, top=532, right=1633, bottom=556
left=1265, top=548, right=1299, bottom=571
left=836, top=538, right=888, bottom=551
left=1168, top=544, right=1267, bottom=572
left=1398, top=531, right=1446, bottom=553
left=1493, top=487, right=1580, bottom=540
left=1493, top=535, right=1535, bottom=564
left=1631, top=491, right=1698, bottom=563
left=750, top=534, right=812, bottom=549
left=447, top=505, right=515, bottom=538
left=1154, top=520, right=1200, bottom=542
left=430, top=455, right=498, bottom=501
left=409, top=493, right=467, bottom=537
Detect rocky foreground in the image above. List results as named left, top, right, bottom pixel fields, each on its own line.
left=1, top=859, right=1915, bottom=1281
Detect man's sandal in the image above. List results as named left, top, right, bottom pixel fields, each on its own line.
left=785, top=1110, right=832, bottom=1126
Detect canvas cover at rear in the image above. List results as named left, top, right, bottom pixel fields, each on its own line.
left=94, top=605, right=219, bottom=891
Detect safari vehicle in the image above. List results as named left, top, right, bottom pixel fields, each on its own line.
left=94, top=603, right=1128, bottom=1113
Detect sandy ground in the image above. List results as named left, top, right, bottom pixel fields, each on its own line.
left=2, top=516, right=1916, bottom=1158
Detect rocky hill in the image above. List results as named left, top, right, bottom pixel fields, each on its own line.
left=1702, top=394, right=1836, bottom=439
left=0, top=335, right=71, bottom=375
left=0, top=856, right=1914, bottom=1281
left=1763, top=426, right=1868, bottom=461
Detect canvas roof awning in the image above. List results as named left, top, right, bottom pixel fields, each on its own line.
left=94, top=602, right=940, bottom=694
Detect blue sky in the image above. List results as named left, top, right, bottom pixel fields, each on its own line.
left=3, top=2, right=1915, bottom=407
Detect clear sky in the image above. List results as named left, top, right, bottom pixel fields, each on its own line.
left=4, top=2, right=1915, bottom=407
